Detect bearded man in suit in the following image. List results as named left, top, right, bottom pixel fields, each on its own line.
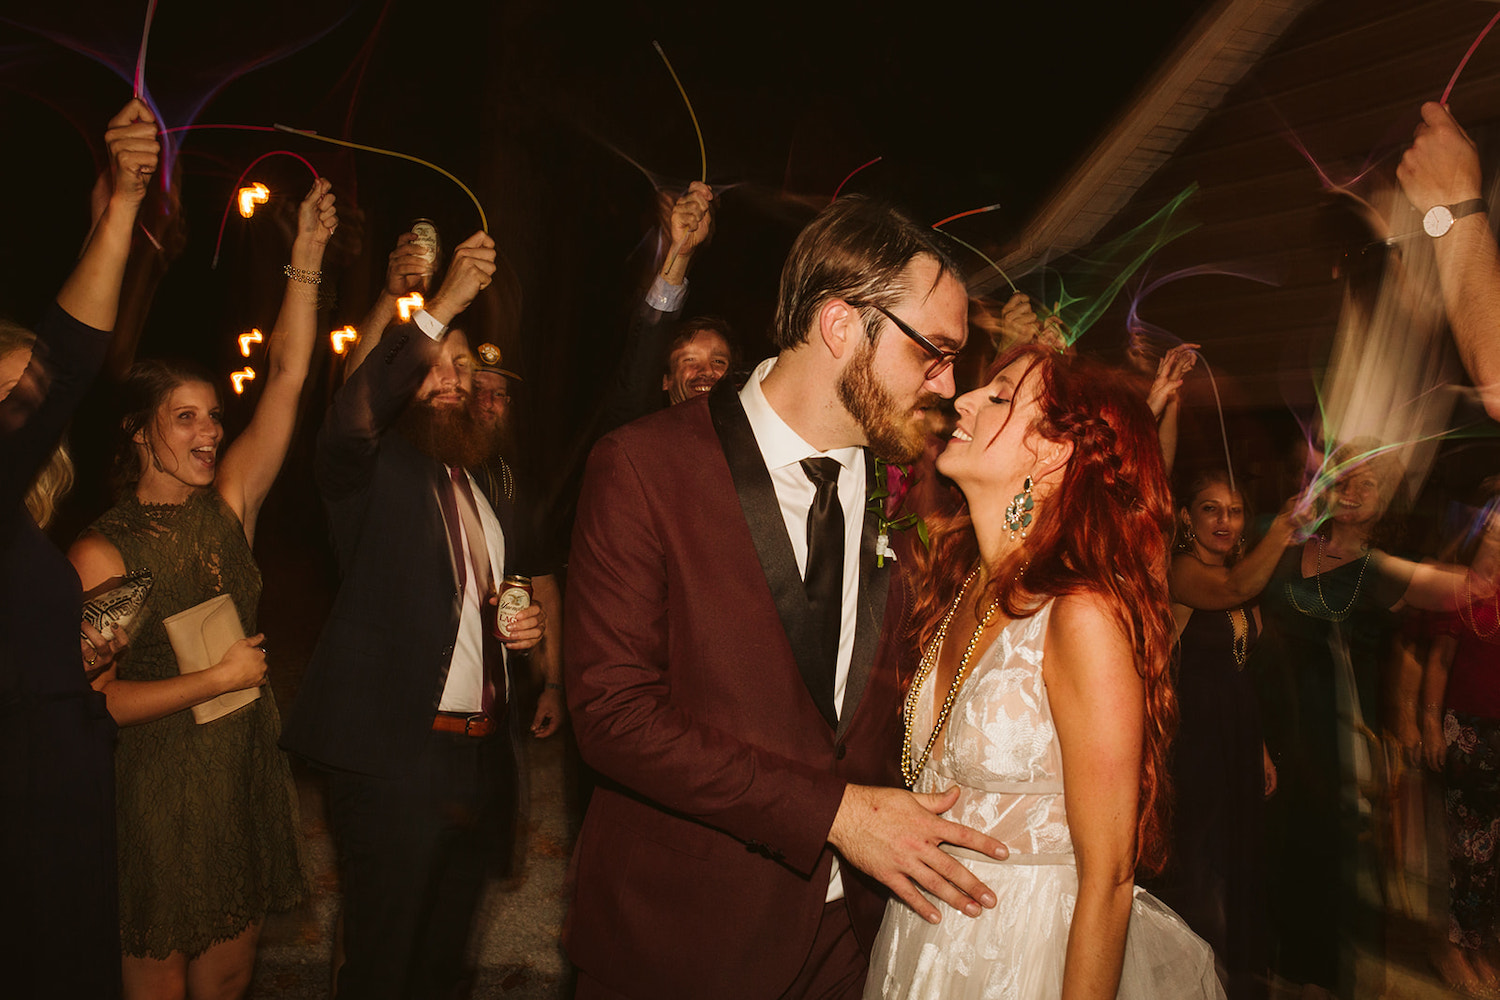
left=564, top=196, right=1009, bottom=999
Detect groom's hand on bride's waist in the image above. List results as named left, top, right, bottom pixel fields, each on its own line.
left=827, top=784, right=1007, bottom=925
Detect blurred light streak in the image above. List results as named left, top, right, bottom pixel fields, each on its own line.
left=237, top=328, right=263, bottom=357
left=230, top=367, right=256, bottom=394
left=396, top=292, right=424, bottom=321
left=330, top=326, right=358, bottom=354
left=237, top=183, right=269, bottom=219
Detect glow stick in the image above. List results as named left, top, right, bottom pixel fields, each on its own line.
left=932, top=204, right=1001, bottom=228
left=936, top=230, right=1019, bottom=295
left=652, top=41, right=706, bottom=183
left=833, top=156, right=882, bottom=199
left=133, top=0, right=158, bottom=99
left=273, top=124, right=488, bottom=233
left=1442, top=9, right=1500, bottom=105
left=212, top=150, right=321, bottom=268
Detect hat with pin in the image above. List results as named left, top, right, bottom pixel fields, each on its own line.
left=474, top=342, right=521, bottom=382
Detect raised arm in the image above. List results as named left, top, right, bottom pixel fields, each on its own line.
left=316, top=231, right=494, bottom=502
left=598, top=183, right=715, bottom=432
left=1398, top=102, right=1500, bottom=420
left=1144, top=344, right=1197, bottom=477
left=343, top=230, right=433, bottom=378
left=217, top=179, right=337, bottom=542
left=56, top=100, right=157, bottom=330
left=1170, top=508, right=1297, bottom=610
left=1043, top=592, right=1145, bottom=999
left=1, top=100, right=157, bottom=501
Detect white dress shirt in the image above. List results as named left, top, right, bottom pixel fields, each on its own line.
left=411, top=311, right=510, bottom=712
left=740, top=357, right=865, bottom=901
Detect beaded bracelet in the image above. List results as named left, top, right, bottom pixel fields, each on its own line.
left=283, top=264, right=323, bottom=285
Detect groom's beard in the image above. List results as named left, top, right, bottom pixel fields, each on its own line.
left=396, top=393, right=501, bottom=470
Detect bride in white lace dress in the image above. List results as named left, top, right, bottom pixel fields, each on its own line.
left=865, top=346, right=1224, bottom=999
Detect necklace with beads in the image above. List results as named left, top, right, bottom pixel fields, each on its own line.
left=1227, top=607, right=1249, bottom=668
left=1460, top=572, right=1500, bottom=639
left=1285, top=534, right=1370, bottom=622
left=901, top=566, right=1006, bottom=787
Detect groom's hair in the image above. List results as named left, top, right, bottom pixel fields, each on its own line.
left=772, top=195, right=963, bottom=351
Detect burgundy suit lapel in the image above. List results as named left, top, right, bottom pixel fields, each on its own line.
left=707, top=382, right=836, bottom=728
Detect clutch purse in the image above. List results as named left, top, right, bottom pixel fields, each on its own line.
left=161, top=594, right=261, bottom=725
left=80, top=568, right=153, bottom=644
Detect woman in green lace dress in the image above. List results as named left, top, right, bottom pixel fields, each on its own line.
left=69, top=181, right=337, bottom=1000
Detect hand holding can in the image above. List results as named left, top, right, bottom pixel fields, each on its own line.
left=496, top=575, right=532, bottom=638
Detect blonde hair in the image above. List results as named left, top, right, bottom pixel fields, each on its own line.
left=26, top=440, right=75, bottom=529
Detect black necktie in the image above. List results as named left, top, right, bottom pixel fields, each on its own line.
left=800, top=457, right=843, bottom=727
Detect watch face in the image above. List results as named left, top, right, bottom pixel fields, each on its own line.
left=1425, top=205, right=1455, bottom=237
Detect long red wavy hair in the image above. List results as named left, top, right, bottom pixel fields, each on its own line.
left=909, top=344, right=1178, bottom=874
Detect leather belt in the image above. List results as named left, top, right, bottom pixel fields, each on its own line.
left=432, top=712, right=496, bottom=738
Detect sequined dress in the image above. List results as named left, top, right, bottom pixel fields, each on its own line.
left=90, top=489, right=307, bottom=959
left=865, top=600, right=1224, bottom=999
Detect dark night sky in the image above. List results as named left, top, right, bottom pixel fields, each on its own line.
left=0, top=0, right=1208, bottom=545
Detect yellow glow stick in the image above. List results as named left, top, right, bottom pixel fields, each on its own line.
left=652, top=41, right=706, bottom=183
left=273, top=125, right=489, bottom=233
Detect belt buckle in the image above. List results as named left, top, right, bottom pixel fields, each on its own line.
left=464, top=713, right=489, bottom=737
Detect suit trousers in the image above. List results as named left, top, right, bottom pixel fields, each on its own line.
left=324, top=726, right=516, bottom=1000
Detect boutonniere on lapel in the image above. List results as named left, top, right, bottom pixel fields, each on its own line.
left=868, top=462, right=930, bottom=567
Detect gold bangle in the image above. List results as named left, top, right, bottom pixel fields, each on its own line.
left=283, top=264, right=322, bottom=285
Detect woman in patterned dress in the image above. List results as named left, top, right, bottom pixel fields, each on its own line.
left=68, top=181, right=337, bottom=1000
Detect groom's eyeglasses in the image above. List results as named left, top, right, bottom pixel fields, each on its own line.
left=858, top=302, right=960, bottom=381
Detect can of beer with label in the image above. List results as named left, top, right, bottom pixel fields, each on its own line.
left=410, top=219, right=441, bottom=291
left=496, top=574, right=533, bottom=637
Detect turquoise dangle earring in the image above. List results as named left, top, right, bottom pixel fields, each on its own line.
left=1004, top=475, right=1034, bottom=540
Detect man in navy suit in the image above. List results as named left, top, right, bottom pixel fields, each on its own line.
left=282, top=232, right=544, bottom=1000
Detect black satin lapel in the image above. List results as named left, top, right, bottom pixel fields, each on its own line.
left=708, top=383, right=836, bottom=729
left=838, top=452, right=893, bottom=739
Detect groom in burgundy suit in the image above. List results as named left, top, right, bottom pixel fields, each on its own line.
left=564, top=196, right=1008, bottom=999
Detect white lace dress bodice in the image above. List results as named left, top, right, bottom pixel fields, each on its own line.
left=865, top=600, right=1225, bottom=1000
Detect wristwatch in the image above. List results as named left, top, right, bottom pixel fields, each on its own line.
left=1423, top=198, right=1487, bottom=237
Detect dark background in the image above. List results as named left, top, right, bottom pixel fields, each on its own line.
left=0, top=0, right=1207, bottom=559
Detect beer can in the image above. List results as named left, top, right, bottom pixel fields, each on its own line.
left=496, top=574, right=533, bottom=637
left=410, top=219, right=441, bottom=290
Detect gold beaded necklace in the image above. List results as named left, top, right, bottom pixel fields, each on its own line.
left=1284, top=535, right=1371, bottom=622
left=1227, top=607, right=1249, bottom=668
left=901, top=567, right=1004, bottom=788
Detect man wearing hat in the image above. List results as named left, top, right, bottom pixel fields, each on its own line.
left=471, top=340, right=566, bottom=742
